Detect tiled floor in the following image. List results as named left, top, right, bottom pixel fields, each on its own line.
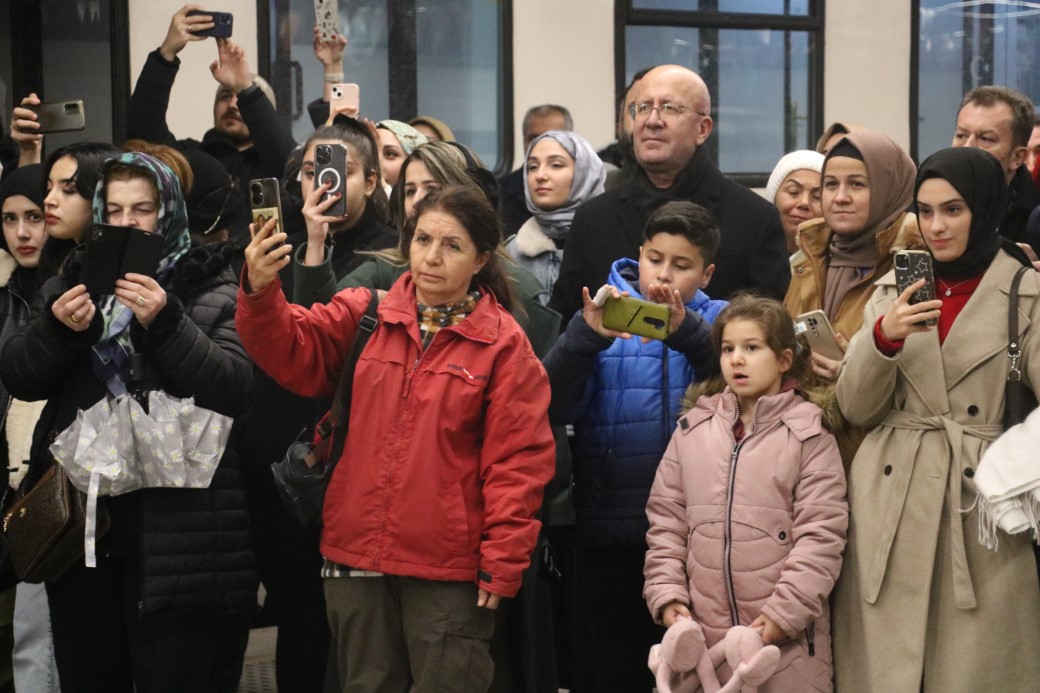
left=237, top=627, right=278, bottom=693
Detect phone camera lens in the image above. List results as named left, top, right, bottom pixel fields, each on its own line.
left=221, top=15, right=231, bottom=24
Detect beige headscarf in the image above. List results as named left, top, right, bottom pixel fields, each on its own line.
left=815, top=121, right=866, bottom=154
left=821, top=131, right=916, bottom=319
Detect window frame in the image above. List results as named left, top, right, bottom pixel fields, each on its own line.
left=615, top=0, right=825, bottom=187
left=259, top=0, right=514, bottom=175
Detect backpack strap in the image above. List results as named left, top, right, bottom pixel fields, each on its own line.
left=317, top=291, right=380, bottom=464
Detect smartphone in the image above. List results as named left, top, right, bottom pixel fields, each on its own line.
left=329, top=83, right=360, bottom=119
left=314, top=143, right=347, bottom=217
left=27, top=100, right=85, bottom=134
left=80, top=224, right=165, bottom=296
left=894, top=249, right=938, bottom=327
left=314, top=0, right=340, bottom=42
left=602, top=294, right=671, bottom=341
left=794, top=310, right=844, bottom=361
left=249, top=178, right=285, bottom=250
left=186, top=10, right=234, bottom=38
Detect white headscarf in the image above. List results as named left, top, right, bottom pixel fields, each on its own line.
left=522, top=130, right=606, bottom=239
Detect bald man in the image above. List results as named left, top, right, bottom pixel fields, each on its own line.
left=549, top=64, right=789, bottom=320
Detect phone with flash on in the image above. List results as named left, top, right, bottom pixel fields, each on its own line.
left=593, top=285, right=671, bottom=341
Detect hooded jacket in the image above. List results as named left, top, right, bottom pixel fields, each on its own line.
left=236, top=272, right=555, bottom=597
left=543, top=258, right=724, bottom=545
left=644, top=388, right=847, bottom=692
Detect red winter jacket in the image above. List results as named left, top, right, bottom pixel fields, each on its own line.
left=236, top=272, right=555, bottom=597
left=644, top=389, right=847, bottom=692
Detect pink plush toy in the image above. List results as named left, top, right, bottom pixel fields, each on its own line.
left=647, top=618, right=782, bottom=693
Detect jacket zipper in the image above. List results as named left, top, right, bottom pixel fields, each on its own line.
left=805, top=621, right=815, bottom=656
left=660, top=343, right=670, bottom=444
left=723, top=398, right=760, bottom=627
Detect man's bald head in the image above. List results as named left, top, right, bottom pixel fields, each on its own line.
left=631, top=65, right=714, bottom=188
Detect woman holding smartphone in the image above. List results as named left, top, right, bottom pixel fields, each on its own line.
left=833, top=146, right=1040, bottom=692
left=239, top=185, right=554, bottom=692
left=784, top=130, right=917, bottom=385
left=0, top=151, right=256, bottom=692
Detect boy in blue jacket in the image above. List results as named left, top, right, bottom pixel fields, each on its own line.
left=542, top=200, right=726, bottom=693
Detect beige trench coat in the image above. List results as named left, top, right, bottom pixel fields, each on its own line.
left=833, top=250, right=1040, bottom=692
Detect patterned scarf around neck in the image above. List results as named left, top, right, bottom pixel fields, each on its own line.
left=416, top=291, right=480, bottom=349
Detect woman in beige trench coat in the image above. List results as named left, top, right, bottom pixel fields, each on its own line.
left=833, top=146, right=1040, bottom=692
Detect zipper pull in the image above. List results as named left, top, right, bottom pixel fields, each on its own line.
left=404, top=358, right=420, bottom=398
left=805, top=622, right=815, bottom=657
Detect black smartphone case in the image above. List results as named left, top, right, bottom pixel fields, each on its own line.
left=186, top=10, right=234, bottom=38
left=894, top=250, right=938, bottom=327
left=80, top=224, right=165, bottom=296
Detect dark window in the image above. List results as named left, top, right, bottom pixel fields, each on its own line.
left=913, top=1, right=1040, bottom=161
left=263, top=0, right=512, bottom=173
left=618, top=0, right=824, bottom=186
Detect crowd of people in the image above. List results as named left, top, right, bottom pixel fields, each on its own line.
left=0, top=4, right=1040, bottom=692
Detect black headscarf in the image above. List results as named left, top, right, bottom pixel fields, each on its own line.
left=914, top=147, right=1028, bottom=278
left=0, top=164, right=45, bottom=253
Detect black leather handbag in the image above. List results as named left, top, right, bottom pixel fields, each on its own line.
left=271, top=293, right=379, bottom=526
left=1003, top=266, right=1038, bottom=430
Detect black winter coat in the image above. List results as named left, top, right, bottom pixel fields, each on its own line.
left=0, top=244, right=257, bottom=615
left=548, top=146, right=791, bottom=321
left=127, top=49, right=297, bottom=243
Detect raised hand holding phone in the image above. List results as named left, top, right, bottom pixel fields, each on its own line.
left=880, top=278, right=942, bottom=342
left=582, top=285, right=632, bottom=339
left=244, top=216, right=290, bottom=294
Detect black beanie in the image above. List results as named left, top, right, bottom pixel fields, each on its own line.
left=183, top=149, right=245, bottom=235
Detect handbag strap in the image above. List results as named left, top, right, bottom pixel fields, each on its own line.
left=1008, top=265, right=1031, bottom=383
left=324, top=291, right=381, bottom=463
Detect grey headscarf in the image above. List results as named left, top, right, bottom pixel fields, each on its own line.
left=522, top=130, right=606, bottom=239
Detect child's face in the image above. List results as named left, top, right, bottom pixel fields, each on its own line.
left=638, top=232, right=714, bottom=305
left=720, top=319, right=792, bottom=407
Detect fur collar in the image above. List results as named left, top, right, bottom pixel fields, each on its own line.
left=513, top=217, right=559, bottom=258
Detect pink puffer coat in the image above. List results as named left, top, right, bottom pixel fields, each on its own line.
left=644, top=388, right=847, bottom=692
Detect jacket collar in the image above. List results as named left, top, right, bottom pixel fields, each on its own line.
left=607, top=256, right=713, bottom=311
left=798, top=212, right=907, bottom=262
left=513, top=217, right=557, bottom=258
left=380, top=272, right=501, bottom=345
left=683, top=387, right=823, bottom=439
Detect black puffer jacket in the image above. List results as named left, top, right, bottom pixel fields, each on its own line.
left=0, top=243, right=257, bottom=614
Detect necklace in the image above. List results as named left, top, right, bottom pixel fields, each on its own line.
left=938, top=276, right=973, bottom=296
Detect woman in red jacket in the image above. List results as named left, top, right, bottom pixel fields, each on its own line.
left=237, top=185, right=555, bottom=692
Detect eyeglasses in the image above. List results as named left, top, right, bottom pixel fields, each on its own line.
left=628, top=102, right=707, bottom=121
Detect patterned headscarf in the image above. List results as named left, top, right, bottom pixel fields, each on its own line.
left=377, top=120, right=429, bottom=156
left=90, top=152, right=192, bottom=395
left=522, top=130, right=606, bottom=239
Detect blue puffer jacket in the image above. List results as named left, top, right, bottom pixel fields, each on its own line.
left=543, top=258, right=727, bottom=546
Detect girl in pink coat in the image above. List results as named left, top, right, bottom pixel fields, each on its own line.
left=644, top=295, right=848, bottom=692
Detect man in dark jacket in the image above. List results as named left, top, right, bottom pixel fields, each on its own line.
left=127, top=6, right=296, bottom=245
left=951, top=85, right=1040, bottom=253
left=548, top=65, right=789, bottom=322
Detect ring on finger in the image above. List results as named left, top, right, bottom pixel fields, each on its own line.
left=69, top=314, right=80, bottom=325
left=186, top=23, right=194, bottom=32
left=136, top=294, right=146, bottom=307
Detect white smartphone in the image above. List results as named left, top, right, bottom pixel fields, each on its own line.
left=314, top=0, right=340, bottom=42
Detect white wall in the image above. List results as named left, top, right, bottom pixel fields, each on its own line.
left=510, top=0, right=617, bottom=168
left=128, top=1, right=259, bottom=142
left=824, top=1, right=913, bottom=151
